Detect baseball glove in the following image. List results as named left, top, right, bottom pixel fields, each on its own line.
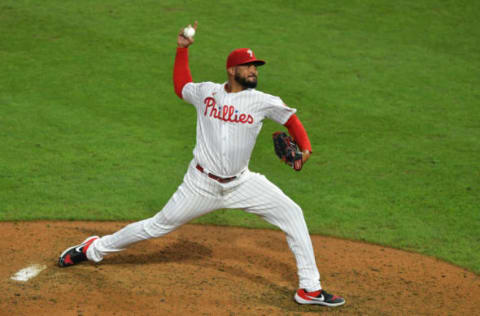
left=272, top=132, right=303, bottom=171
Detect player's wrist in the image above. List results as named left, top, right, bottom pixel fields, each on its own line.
left=302, top=150, right=311, bottom=164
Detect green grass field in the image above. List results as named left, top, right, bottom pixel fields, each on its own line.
left=1, top=0, right=479, bottom=273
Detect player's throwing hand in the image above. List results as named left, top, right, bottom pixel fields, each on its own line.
left=177, top=21, right=198, bottom=48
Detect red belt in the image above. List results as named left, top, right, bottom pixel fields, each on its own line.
left=196, top=164, right=236, bottom=183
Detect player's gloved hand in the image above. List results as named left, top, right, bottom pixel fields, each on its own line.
left=272, top=132, right=303, bottom=171
left=177, top=21, right=198, bottom=48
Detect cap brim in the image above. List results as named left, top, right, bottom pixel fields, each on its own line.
left=239, top=59, right=266, bottom=67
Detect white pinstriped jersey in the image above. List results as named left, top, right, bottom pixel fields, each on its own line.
left=182, top=82, right=297, bottom=177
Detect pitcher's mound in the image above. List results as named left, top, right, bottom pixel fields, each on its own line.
left=1, top=221, right=479, bottom=315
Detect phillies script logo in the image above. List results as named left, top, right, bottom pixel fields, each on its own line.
left=203, top=97, right=254, bottom=124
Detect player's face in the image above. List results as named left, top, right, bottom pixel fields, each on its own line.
left=234, top=63, right=258, bottom=89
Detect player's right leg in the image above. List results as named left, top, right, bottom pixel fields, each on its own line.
left=58, top=161, right=222, bottom=267
left=224, top=171, right=345, bottom=306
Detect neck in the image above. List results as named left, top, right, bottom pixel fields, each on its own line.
left=226, top=79, right=246, bottom=93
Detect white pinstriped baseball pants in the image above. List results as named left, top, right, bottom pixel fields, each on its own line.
left=87, top=159, right=321, bottom=291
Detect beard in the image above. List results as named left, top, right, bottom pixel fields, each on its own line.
left=234, top=71, right=257, bottom=89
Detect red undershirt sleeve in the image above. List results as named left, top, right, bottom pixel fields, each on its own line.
left=173, top=47, right=193, bottom=99
left=284, top=114, right=312, bottom=152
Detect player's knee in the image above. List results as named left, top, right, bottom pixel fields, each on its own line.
left=144, top=213, right=179, bottom=238
left=274, top=200, right=303, bottom=221
left=290, top=202, right=303, bottom=217
left=279, top=197, right=301, bottom=212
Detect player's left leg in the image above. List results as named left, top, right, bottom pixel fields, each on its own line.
left=58, top=161, right=223, bottom=266
left=84, top=164, right=222, bottom=263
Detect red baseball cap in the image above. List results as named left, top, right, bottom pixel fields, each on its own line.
left=226, top=48, right=266, bottom=69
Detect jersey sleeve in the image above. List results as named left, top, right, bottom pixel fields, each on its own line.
left=181, top=82, right=203, bottom=106
left=182, top=81, right=220, bottom=108
left=265, top=95, right=297, bottom=125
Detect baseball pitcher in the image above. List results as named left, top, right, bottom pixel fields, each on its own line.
left=58, top=21, right=345, bottom=307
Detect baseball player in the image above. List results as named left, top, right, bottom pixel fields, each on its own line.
left=58, top=21, right=345, bottom=307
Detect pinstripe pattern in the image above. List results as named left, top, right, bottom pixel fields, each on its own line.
left=86, top=83, right=322, bottom=292
left=87, top=161, right=224, bottom=262
left=224, top=171, right=321, bottom=291
left=182, top=82, right=296, bottom=177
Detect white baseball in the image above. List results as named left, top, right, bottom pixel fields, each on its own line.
left=183, top=26, right=195, bottom=38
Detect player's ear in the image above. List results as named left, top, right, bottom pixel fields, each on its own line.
left=227, top=67, right=235, bottom=76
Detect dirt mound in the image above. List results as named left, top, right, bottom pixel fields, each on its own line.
left=1, top=221, right=479, bottom=315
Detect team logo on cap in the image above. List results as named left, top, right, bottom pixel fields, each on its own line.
left=247, top=49, right=253, bottom=57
